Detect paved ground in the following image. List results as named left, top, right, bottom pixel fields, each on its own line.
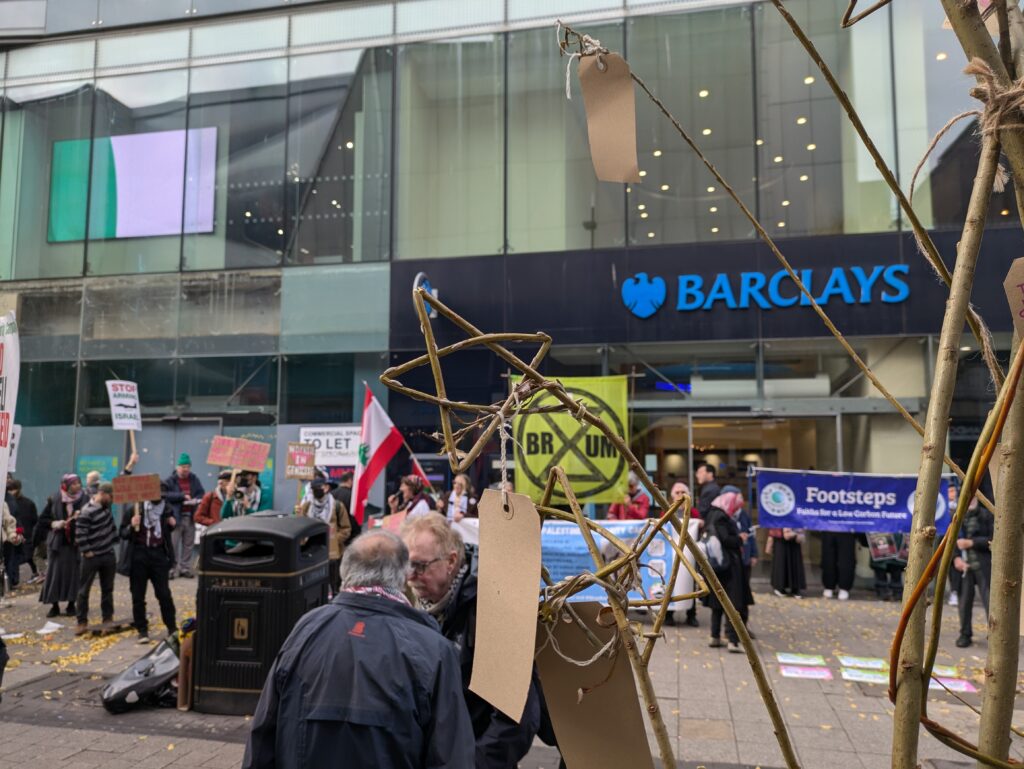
left=0, top=561, right=1021, bottom=769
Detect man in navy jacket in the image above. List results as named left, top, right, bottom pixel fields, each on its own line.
left=163, top=453, right=204, bottom=579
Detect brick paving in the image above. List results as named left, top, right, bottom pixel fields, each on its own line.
left=0, top=560, right=1021, bottom=768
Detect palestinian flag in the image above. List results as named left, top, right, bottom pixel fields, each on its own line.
left=352, top=385, right=403, bottom=523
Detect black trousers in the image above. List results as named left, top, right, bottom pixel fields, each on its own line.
left=958, top=564, right=991, bottom=640
left=872, top=563, right=904, bottom=598
left=821, top=532, right=856, bottom=591
left=130, top=545, right=177, bottom=635
left=76, top=551, right=116, bottom=625
left=329, top=559, right=341, bottom=595
left=710, top=605, right=745, bottom=644
left=2, top=541, right=20, bottom=588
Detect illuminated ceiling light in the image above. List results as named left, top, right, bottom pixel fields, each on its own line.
left=806, top=143, right=817, bottom=151
left=804, top=75, right=815, bottom=85
left=777, top=221, right=786, bottom=228
left=781, top=200, right=790, bottom=207
left=711, top=226, right=720, bottom=233
left=640, top=212, right=649, bottom=219
left=345, top=140, right=354, bottom=149
left=638, top=170, right=647, bottom=177
left=709, top=206, right=718, bottom=213
left=626, top=186, right=632, bottom=193
left=796, top=116, right=807, bottom=125
left=701, top=128, right=712, bottom=136
left=244, top=211, right=252, bottom=217
left=277, top=228, right=284, bottom=235
left=799, top=174, right=809, bottom=182
left=698, top=89, right=709, bottom=98
left=960, top=345, right=971, bottom=351
left=707, top=186, right=716, bottom=192
left=773, top=155, right=783, bottom=163
left=637, top=204, right=646, bottom=211
left=331, top=199, right=338, bottom=205
left=1002, top=209, right=1011, bottom=216
left=755, top=139, right=765, bottom=146
left=660, top=183, right=670, bottom=191
left=936, top=52, right=948, bottom=61
left=647, top=231, right=655, bottom=238
left=652, top=149, right=662, bottom=157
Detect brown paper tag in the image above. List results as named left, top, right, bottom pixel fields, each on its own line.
left=535, top=602, right=655, bottom=769
left=468, top=489, right=542, bottom=722
left=1002, top=257, right=1024, bottom=337
left=578, top=53, right=642, bottom=183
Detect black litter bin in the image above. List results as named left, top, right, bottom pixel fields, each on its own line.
left=192, top=512, right=329, bottom=715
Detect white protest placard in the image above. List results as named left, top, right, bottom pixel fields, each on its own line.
left=0, top=313, right=20, bottom=485
left=8, top=423, right=20, bottom=473
left=105, top=380, right=142, bottom=431
left=299, top=425, right=361, bottom=466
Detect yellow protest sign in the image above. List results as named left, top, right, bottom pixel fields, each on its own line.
left=513, top=375, right=628, bottom=503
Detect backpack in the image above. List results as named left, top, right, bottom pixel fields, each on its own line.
left=697, top=510, right=730, bottom=576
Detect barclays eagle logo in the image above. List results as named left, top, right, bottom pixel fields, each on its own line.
left=621, top=272, right=666, bottom=319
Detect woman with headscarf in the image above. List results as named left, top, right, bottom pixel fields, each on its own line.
left=387, top=475, right=433, bottom=519
left=703, top=490, right=747, bottom=652
left=38, top=473, right=86, bottom=617
left=438, top=473, right=478, bottom=523
left=766, top=525, right=807, bottom=598
left=666, top=481, right=702, bottom=627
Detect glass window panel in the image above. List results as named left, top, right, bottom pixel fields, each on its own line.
left=98, top=0, right=192, bottom=28
left=755, top=0, right=897, bottom=237
left=291, top=4, right=393, bottom=46
left=396, top=0, right=503, bottom=35
left=286, top=49, right=392, bottom=264
left=97, top=29, right=190, bottom=69
left=8, top=39, right=95, bottom=78
left=183, top=59, right=287, bottom=271
left=77, top=358, right=176, bottom=426
left=507, top=24, right=624, bottom=253
left=16, top=363, right=76, bottom=426
left=43, top=0, right=99, bottom=35
left=508, top=1, right=620, bottom=23
left=892, top=3, right=1017, bottom=230
left=0, top=82, right=93, bottom=280
left=86, top=69, right=189, bottom=276
left=281, top=264, right=389, bottom=353
left=192, top=0, right=290, bottom=17
left=81, top=274, right=181, bottom=359
left=627, top=8, right=755, bottom=246
left=281, top=354, right=354, bottom=424
left=179, top=271, right=281, bottom=355
left=17, top=283, right=83, bottom=361
left=177, top=355, right=278, bottom=415
left=191, top=17, right=288, bottom=58
left=396, top=36, right=504, bottom=259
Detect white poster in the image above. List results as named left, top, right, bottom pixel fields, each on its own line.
left=105, top=380, right=142, bottom=431
left=8, top=423, right=20, bottom=473
left=0, top=313, right=20, bottom=486
left=299, top=425, right=361, bottom=466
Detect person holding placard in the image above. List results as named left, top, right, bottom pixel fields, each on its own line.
left=121, top=481, right=177, bottom=644
left=38, top=473, right=86, bottom=617
left=163, top=454, right=204, bottom=579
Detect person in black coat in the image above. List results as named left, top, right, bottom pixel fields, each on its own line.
left=695, top=462, right=722, bottom=517
left=702, top=492, right=748, bottom=653
left=119, top=482, right=178, bottom=643
left=954, top=496, right=993, bottom=648
left=243, top=530, right=474, bottom=769
left=402, top=513, right=542, bottom=768
left=7, top=479, right=38, bottom=583
left=163, top=454, right=205, bottom=579
left=38, top=473, right=86, bottom=617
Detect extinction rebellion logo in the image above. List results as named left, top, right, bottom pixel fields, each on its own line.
left=760, top=482, right=797, bottom=517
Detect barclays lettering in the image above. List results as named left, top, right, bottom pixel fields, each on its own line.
left=619, top=265, right=910, bottom=318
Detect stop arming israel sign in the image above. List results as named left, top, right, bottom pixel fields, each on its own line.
left=105, top=380, right=142, bottom=431
left=756, top=468, right=950, bottom=534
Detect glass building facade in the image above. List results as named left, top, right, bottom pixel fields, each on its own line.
left=0, top=0, right=1013, bottom=508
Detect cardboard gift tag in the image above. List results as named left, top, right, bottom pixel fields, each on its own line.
left=1003, top=257, right=1024, bottom=337
left=578, top=53, right=641, bottom=183
left=468, top=489, right=542, bottom=722
left=535, top=602, right=654, bottom=769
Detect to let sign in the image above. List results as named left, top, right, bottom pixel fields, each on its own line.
left=286, top=443, right=316, bottom=480
left=105, top=380, right=142, bottom=431
left=112, top=473, right=161, bottom=505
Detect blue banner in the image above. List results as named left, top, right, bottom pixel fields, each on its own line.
left=756, top=468, right=951, bottom=534
left=541, top=520, right=674, bottom=602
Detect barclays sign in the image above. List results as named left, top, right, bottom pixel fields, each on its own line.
left=621, top=265, right=910, bottom=319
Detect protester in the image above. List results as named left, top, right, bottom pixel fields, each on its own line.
left=299, top=477, right=352, bottom=595
left=862, top=533, right=906, bottom=601
left=722, top=484, right=756, bottom=635
left=402, top=513, right=540, bottom=768
left=767, top=527, right=806, bottom=598
left=74, top=482, right=118, bottom=635
left=820, top=531, right=856, bottom=601
left=38, top=473, right=85, bottom=617
left=438, top=473, right=478, bottom=523
left=387, top=474, right=433, bottom=519
left=243, top=529, right=475, bottom=769
left=608, top=472, right=650, bottom=520
left=668, top=481, right=699, bottom=627
left=121, top=482, right=177, bottom=644
left=954, top=496, right=993, bottom=648
left=695, top=462, right=721, bottom=517
left=164, top=454, right=204, bottom=579
left=703, top=492, right=748, bottom=652
left=946, top=484, right=961, bottom=607
left=331, top=470, right=353, bottom=510
left=195, top=470, right=236, bottom=528
left=8, top=479, right=39, bottom=584
left=0, top=499, right=22, bottom=595
left=85, top=470, right=102, bottom=497
left=231, top=471, right=267, bottom=516
left=1, top=484, right=22, bottom=590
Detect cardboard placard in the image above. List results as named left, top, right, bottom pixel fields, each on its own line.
left=206, top=436, right=271, bottom=472
left=377, top=511, right=407, bottom=533
left=578, top=53, right=641, bottom=183
left=286, top=442, right=317, bottom=480
left=112, top=473, right=161, bottom=505
left=1003, top=257, right=1024, bottom=337
left=8, top=423, right=20, bottom=473
left=469, top=489, right=542, bottom=723
left=207, top=435, right=236, bottom=466
left=535, top=602, right=654, bottom=769
left=105, top=380, right=142, bottom=431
